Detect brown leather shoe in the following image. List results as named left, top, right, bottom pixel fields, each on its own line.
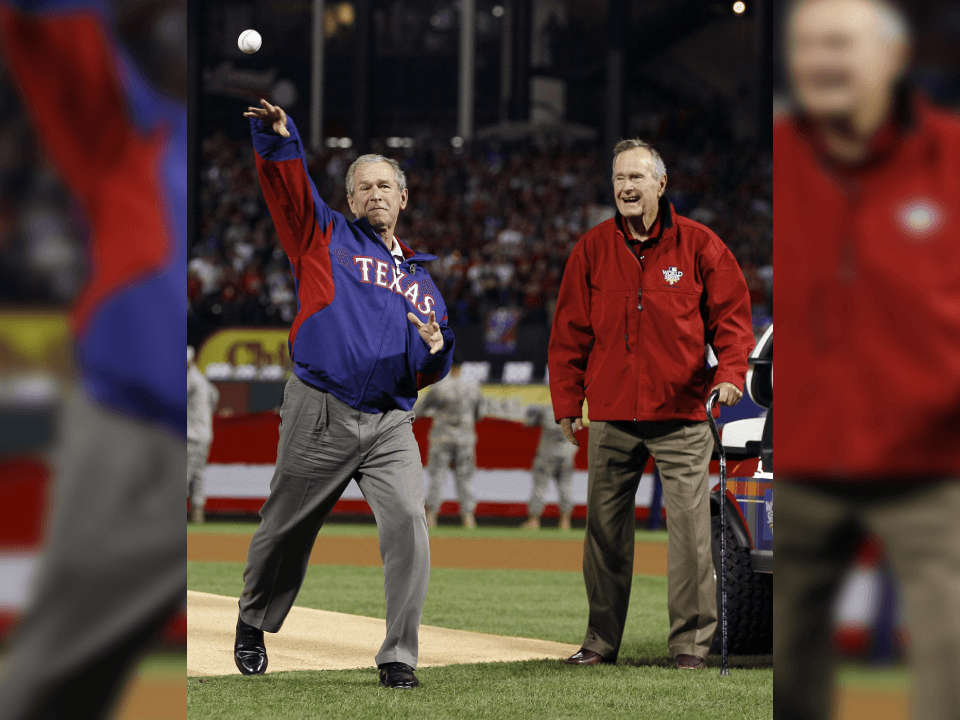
left=566, top=649, right=608, bottom=665
left=675, top=654, right=705, bottom=670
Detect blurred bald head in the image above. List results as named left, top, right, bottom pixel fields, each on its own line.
left=787, top=0, right=910, bottom=121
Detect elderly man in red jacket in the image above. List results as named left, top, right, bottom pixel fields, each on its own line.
left=549, top=138, right=754, bottom=670
left=775, top=1, right=960, bottom=719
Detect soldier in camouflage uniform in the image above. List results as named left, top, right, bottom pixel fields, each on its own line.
left=187, top=346, right=220, bottom=524
left=415, top=360, right=483, bottom=528
left=521, top=404, right=578, bottom=531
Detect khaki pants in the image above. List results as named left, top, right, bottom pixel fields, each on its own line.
left=581, top=420, right=716, bottom=661
left=774, top=479, right=960, bottom=720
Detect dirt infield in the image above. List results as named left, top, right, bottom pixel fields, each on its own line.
left=188, top=533, right=668, bottom=575
left=833, top=689, right=910, bottom=720
left=188, top=590, right=579, bottom=676
left=116, top=673, right=185, bottom=720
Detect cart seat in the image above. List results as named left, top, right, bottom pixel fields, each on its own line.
left=720, top=416, right=765, bottom=460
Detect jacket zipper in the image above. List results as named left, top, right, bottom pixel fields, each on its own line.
left=621, top=233, right=645, bottom=421
left=624, top=301, right=630, bottom=352
left=626, top=290, right=643, bottom=349
left=359, top=237, right=406, bottom=406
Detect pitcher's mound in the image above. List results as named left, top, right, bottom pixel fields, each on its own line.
left=188, top=590, right=580, bottom=676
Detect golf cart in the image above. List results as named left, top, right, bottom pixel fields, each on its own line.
left=709, top=324, right=773, bottom=656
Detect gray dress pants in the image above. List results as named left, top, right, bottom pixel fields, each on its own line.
left=239, top=375, right=430, bottom=668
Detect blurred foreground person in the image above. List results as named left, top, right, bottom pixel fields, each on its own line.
left=520, top=404, right=577, bottom=530
left=416, top=357, right=482, bottom=528
left=0, top=0, right=186, bottom=718
left=188, top=346, right=219, bottom=524
left=775, top=1, right=960, bottom=718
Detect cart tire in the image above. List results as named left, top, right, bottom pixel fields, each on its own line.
left=710, top=509, right=773, bottom=655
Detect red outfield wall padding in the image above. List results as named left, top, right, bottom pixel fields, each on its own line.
left=207, top=412, right=281, bottom=464
left=210, top=412, right=600, bottom=471
left=1, top=608, right=189, bottom=646
left=0, top=610, right=18, bottom=639
left=161, top=609, right=187, bottom=645
left=203, top=497, right=662, bottom=523
left=0, top=458, right=51, bottom=549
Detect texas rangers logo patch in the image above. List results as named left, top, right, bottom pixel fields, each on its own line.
left=662, top=266, right=683, bottom=285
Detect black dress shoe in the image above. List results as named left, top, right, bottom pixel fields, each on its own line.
left=566, top=648, right=610, bottom=665
left=234, top=615, right=268, bottom=675
left=378, top=662, right=419, bottom=689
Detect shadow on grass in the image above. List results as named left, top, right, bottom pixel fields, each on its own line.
left=192, top=669, right=378, bottom=690
left=189, top=655, right=773, bottom=691
left=617, top=654, right=773, bottom=670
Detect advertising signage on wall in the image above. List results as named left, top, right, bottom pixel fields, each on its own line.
left=197, top=328, right=292, bottom=372
left=0, top=311, right=71, bottom=376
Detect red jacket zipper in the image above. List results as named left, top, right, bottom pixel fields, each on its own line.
left=621, top=232, right=645, bottom=421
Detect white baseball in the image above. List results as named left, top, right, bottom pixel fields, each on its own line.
left=238, top=29, right=262, bottom=54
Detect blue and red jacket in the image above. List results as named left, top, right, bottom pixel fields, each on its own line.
left=251, top=115, right=454, bottom=412
left=0, top=0, right=186, bottom=437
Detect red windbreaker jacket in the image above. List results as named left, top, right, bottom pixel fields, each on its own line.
left=549, top=199, right=754, bottom=423
left=775, top=94, right=960, bottom=478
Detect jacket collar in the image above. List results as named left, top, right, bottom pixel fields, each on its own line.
left=395, top=237, right=437, bottom=263
left=354, top=217, right=437, bottom=263
left=791, top=82, right=934, bottom=173
left=614, top=196, right=675, bottom=242
left=794, top=80, right=916, bottom=138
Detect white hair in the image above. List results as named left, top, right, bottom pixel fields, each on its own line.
left=345, top=154, right=407, bottom=197
left=874, top=1, right=910, bottom=45
left=611, top=139, right=667, bottom=181
left=789, top=0, right=911, bottom=47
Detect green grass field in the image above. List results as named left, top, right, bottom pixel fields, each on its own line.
left=189, top=563, right=674, bottom=658
left=189, top=661, right=771, bottom=720
left=188, top=523, right=771, bottom=720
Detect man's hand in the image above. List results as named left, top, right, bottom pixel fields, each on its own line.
left=560, top=417, right=584, bottom=447
left=711, top=382, right=743, bottom=406
left=408, top=311, right=444, bottom=354
left=243, top=98, right=290, bottom=137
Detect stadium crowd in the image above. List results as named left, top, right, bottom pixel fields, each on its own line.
left=191, top=114, right=772, bottom=337
left=0, top=74, right=85, bottom=307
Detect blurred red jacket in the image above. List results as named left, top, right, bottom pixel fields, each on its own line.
left=775, top=94, right=960, bottom=478
left=549, top=199, right=754, bottom=423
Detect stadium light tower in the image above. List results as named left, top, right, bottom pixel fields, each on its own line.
left=604, top=0, right=628, bottom=154
left=459, top=0, right=477, bottom=140
left=733, top=1, right=746, bottom=14
left=310, top=0, right=325, bottom=149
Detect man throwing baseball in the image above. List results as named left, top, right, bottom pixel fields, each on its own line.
left=234, top=100, right=454, bottom=690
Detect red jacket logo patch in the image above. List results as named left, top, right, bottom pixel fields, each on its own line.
left=662, top=266, right=683, bottom=285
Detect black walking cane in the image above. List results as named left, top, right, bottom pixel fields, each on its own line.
left=706, top=389, right=729, bottom=676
